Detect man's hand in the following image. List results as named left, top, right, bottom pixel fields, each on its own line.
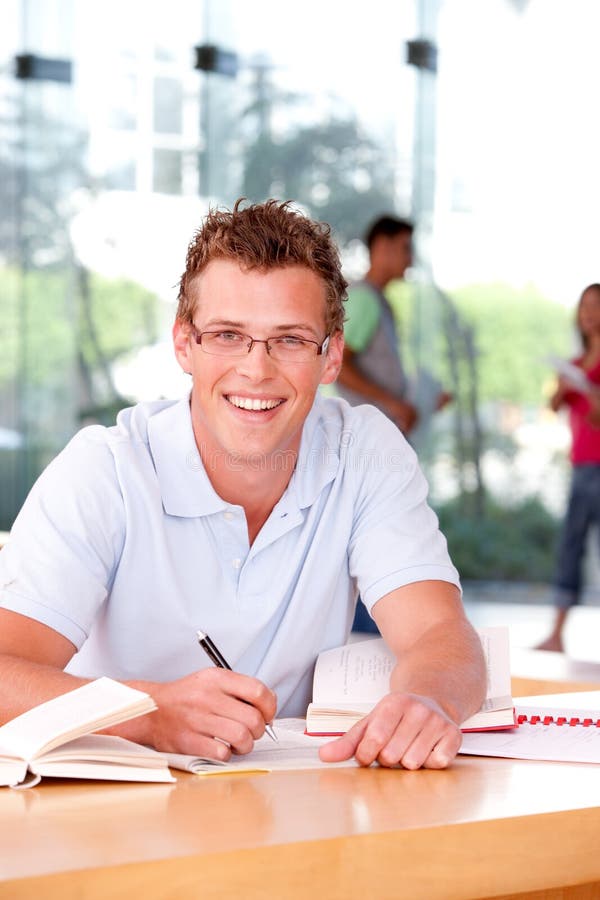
left=318, top=692, right=462, bottom=770
left=320, top=583, right=485, bottom=771
left=338, top=347, right=418, bottom=434
left=435, top=390, right=453, bottom=411
left=384, top=397, right=419, bottom=434
left=141, top=668, right=277, bottom=761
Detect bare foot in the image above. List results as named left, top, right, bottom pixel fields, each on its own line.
left=534, top=635, right=564, bottom=653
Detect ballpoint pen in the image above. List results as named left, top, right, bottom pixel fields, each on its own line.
left=197, top=630, right=278, bottom=742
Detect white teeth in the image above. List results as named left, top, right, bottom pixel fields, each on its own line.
left=228, top=395, right=282, bottom=411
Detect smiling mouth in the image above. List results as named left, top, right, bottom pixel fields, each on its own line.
left=226, top=395, right=285, bottom=411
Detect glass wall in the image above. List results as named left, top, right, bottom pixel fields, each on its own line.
left=425, top=0, right=600, bottom=583
left=2, top=0, right=599, bottom=591
left=0, top=0, right=419, bottom=530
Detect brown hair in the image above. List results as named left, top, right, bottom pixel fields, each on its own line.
left=176, top=199, right=347, bottom=333
left=365, top=214, right=413, bottom=251
left=576, top=283, right=600, bottom=350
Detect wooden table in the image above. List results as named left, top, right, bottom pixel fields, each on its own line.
left=2, top=748, right=600, bottom=899
left=512, top=649, right=600, bottom=696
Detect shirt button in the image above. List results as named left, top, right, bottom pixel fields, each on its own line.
left=224, top=511, right=234, bottom=521
left=232, top=558, right=242, bottom=569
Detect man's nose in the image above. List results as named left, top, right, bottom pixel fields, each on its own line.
left=235, top=340, right=276, bottom=376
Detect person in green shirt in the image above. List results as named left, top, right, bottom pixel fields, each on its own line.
left=336, top=215, right=419, bottom=434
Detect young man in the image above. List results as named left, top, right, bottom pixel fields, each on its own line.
left=336, top=215, right=419, bottom=434
left=0, top=200, right=485, bottom=770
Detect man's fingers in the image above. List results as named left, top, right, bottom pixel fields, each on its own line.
left=384, top=718, right=460, bottom=770
left=319, top=694, right=462, bottom=770
left=150, top=668, right=278, bottom=756
left=319, top=718, right=369, bottom=762
left=202, top=667, right=277, bottom=710
left=364, top=707, right=428, bottom=768
left=351, top=696, right=431, bottom=767
left=205, top=692, right=271, bottom=741
left=195, top=667, right=277, bottom=734
left=422, top=731, right=462, bottom=769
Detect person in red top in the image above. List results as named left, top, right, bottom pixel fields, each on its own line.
left=537, top=283, right=600, bottom=651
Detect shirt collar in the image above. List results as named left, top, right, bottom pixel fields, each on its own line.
left=147, top=397, right=229, bottom=518
left=291, top=394, right=340, bottom=510
left=146, top=393, right=340, bottom=519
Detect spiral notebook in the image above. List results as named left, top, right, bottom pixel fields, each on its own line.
left=459, top=691, right=600, bottom=764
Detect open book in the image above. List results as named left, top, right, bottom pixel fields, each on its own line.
left=166, top=718, right=351, bottom=776
left=0, top=678, right=175, bottom=788
left=459, top=690, right=600, bottom=764
left=305, top=628, right=514, bottom=736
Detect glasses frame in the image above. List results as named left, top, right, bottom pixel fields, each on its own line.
left=190, top=326, right=330, bottom=361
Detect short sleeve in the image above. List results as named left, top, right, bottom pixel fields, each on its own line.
left=344, top=284, right=380, bottom=352
left=0, top=427, right=126, bottom=647
left=344, top=409, right=460, bottom=609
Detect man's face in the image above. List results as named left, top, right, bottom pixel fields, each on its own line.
left=173, top=259, right=343, bottom=466
left=382, top=232, right=413, bottom=280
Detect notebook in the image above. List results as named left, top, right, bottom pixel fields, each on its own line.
left=459, top=691, right=600, bottom=764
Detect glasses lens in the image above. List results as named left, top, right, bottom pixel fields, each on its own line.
left=268, top=338, right=317, bottom=361
left=200, top=332, right=248, bottom=356
left=196, top=330, right=322, bottom=361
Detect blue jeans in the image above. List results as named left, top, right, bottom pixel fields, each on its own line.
left=554, top=464, right=600, bottom=608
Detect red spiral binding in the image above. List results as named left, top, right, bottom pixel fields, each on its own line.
left=516, top=712, right=600, bottom=727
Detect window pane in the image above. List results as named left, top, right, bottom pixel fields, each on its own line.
left=153, top=148, right=182, bottom=194
left=153, top=77, right=183, bottom=134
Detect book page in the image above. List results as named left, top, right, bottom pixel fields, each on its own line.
left=460, top=692, right=600, bottom=763
left=0, top=678, right=156, bottom=762
left=31, top=759, right=176, bottom=784
left=460, top=721, right=600, bottom=764
left=312, top=639, right=395, bottom=705
left=476, top=627, right=513, bottom=712
left=312, top=628, right=512, bottom=713
left=39, top=734, right=172, bottom=768
left=167, top=719, right=355, bottom=775
left=0, top=759, right=28, bottom=788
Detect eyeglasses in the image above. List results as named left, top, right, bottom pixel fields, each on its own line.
left=190, top=327, right=330, bottom=362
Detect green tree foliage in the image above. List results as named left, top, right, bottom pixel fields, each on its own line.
left=437, top=491, right=559, bottom=581
left=389, top=280, right=573, bottom=407
left=0, top=265, right=159, bottom=408
left=449, top=282, right=573, bottom=406
left=0, top=264, right=160, bottom=526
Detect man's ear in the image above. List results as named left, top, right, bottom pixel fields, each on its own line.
left=320, top=330, right=344, bottom=385
left=172, top=319, right=193, bottom=374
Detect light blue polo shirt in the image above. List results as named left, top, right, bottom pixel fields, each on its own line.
left=0, top=395, right=459, bottom=716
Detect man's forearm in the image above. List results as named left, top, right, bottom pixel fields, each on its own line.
left=338, top=360, right=417, bottom=432
left=338, top=359, right=402, bottom=408
left=0, top=655, right=157, bottom=745
left=0, top=655, right=88, bottom=724
left=389, top=619, right=486, bottom=725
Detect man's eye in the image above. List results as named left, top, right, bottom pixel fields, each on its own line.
left=215, top=331, right=244, bottom=343
left=275, top=336, right=308, bottom=347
